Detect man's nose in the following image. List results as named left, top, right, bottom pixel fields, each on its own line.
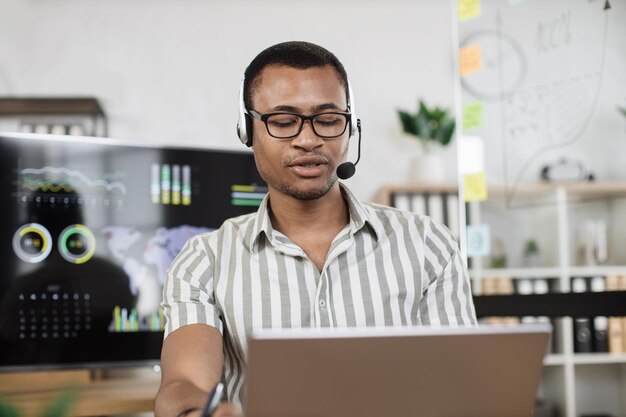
left=291, top=120, right=324, bottom=150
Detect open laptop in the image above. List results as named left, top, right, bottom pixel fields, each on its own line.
left=245, top=324, right=551, bottom=417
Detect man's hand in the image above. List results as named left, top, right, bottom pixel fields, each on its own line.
left=210, top=403, right=244, bottom=417
left=155, top=324, right=225, bottom=417
left=184, top=402, right=243, bottom=417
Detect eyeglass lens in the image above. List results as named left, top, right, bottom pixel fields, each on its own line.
left=266, top=113, right=348, bottom=138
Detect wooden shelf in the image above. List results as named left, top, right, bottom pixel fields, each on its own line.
left=469, top=266, right=626, bottom=279
left=0, top=370, right=159, bottom=417
left=0, top=370, right=91, bottom=392
left=544, top=354, right=567, bottom=366
left=372, top=183, right=458, bottom=205
left=0, top=97, right=108, bottom=137
left=0, top=97, right=105, bottom=117
left=470, top=267, right=562, bottom=278
left=373, top=181, right=626, bottom=205
left=568, top=266, right=626, bottom=276
left=543, top=354, right=626, bottom=366
left=530, top=182, right=626, bottom=198
left=473, top=291, right=626, bottom=318
left=572, top=353, right=626, bottom=365
left=380, top=179, right=626, bottom=417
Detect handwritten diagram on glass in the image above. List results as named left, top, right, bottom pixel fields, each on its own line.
left=458, top=0, right=626, bottom=207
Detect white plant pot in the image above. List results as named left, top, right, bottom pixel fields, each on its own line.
left=410, top=152, right=446, bottom=183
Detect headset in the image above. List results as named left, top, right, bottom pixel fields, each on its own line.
left=236, top=75, right=359, bottom=147
left=236, top=73, right=362, bottom=180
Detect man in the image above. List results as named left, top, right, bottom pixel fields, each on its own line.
left=155, top=41, right=476, bottom=417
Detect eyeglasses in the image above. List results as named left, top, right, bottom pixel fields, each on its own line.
left=248, top=109, right=351, bottom=139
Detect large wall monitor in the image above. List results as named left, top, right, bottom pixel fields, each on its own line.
left=0, top=132, right=266, bottom=370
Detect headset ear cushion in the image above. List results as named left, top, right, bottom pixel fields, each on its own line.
left=244, top=113, right=253, bottom=147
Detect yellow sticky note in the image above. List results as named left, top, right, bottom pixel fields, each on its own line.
left=460, top=44, right=482, bottom=76
left=463, top=102, right=484, bottom=130
left=459, top=0, right=480, bottom=22
left=463, top=171, right=488, bottom=202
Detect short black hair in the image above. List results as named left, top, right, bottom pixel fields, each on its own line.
left=243, top=41, right=349, bottom=110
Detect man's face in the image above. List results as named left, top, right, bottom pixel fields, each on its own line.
left=250, top=65, right=350, bottom=201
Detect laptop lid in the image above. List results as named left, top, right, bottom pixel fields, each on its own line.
left=245, top=324, right=550, bottom=417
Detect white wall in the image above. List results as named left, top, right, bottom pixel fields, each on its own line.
left=0, top=0, right=459, bottom=201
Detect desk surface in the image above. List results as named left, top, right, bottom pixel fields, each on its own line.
left=0, top=373, right=160, bottom=417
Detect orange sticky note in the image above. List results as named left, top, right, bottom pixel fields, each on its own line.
left=463, top=171, right=488, bottom=202
left=459, top=0, right=480, bottom=21
left=460, top=44, right=482, bottom=76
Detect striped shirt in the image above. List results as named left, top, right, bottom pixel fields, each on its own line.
left=162, top=184, right=477, bottom=404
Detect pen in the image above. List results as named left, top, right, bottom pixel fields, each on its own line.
left=200, top=382, right=224, bottom=417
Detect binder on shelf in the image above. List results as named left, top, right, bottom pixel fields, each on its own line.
left=533, top=278, right=556, bottom=354
left=427, top=194, right=444, bottom=228
left=446, top=193, right=460, bottom=240
left=532, top=279, right=550, bottom=323
left=393, top=193, right=411, bottom=212
left=411, top=194, right=426, bottom=216
left=516, top=279, right=536, bottom=324
left=49, top=124, right=66, bottom=135
left=481, top=276, right=520, bottom=326
left=481, top=277, right=497, bottom=298
left=495, top=276, right=519, bottom=325
left=621, top=275, right=626, bottom=353
left=68, top=124, right=85, bottom=136
left=0, top=97, right=108, bottom=137
left=19, top=123, right=33, bottom=133
left=605, top=275, right=624, bottom=354
left=590, top=276, right=609, bottom=353
left=385, top=188, right=461, bottom=242
left=572, top=277, right=593, bottom=353
left=481, top=277, right=502, bottom=325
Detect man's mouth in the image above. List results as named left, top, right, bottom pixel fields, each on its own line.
left=287, top=156, right=329, bottom=177
left=288, top=156, right=328, bottom=167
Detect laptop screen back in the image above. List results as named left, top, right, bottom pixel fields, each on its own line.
left=246, top=325, right=550, bottom=417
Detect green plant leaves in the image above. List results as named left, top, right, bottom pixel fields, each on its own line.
left=41, top=386, right=77, bottom=417
left=397, top=99, right=455, bottom=148
left=415, top=109, right=430, bottom=138
left=398, top=110, right=418, bottom=136
left=0, top=398, right=21, bottom=417
left=0, top=386, right=78, bottom=417
left=437, top=117, right=456, bottom=147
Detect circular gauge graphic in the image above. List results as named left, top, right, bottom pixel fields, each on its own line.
left=12, top=223, right=53, bottom=263
left=460, top=30, right=527, bottom=101
left=58, top=224, right=96, bottom=264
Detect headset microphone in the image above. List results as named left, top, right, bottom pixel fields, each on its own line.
left=238, top=74, right=363, bottom=179
left=336, top=119, right=361, bottom=180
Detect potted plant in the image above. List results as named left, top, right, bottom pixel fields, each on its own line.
left=490, top=238, right=507, bottom=268
left=0, top=386, right=77, bottom=417
left=523, top=239, right=540, bottom=267
left=398, top=99, right=456, bottom=183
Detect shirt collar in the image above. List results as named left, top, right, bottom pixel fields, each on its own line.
left=249, top=183, right=381, bottom=253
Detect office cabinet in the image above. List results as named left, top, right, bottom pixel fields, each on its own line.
left=375, top=182, right=626, bottom=417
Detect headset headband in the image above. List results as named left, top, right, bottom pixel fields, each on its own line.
left=236, top=74, right=357, bottom=147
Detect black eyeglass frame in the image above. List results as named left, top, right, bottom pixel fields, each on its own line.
left=248, top=109, right=352, bottom=139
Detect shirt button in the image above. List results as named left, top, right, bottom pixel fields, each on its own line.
left=319, top=300, right=326, bottom=308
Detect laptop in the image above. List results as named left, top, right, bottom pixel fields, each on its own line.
left=245, top=324, right=550, bottom=417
